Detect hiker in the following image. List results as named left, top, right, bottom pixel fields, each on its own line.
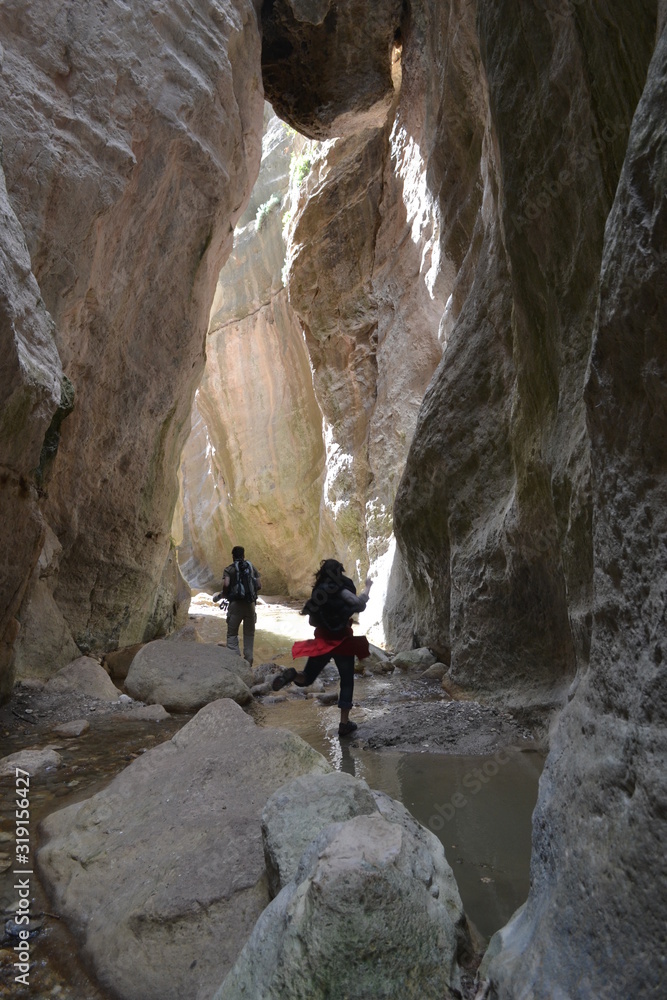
left=273, top=559, right=372, bottom=737
left=222, top=546, right=261, bottom=667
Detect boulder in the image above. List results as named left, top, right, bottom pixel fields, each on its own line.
left=46, top=657, right=119, bottom=701
left=390, top=647, right=438, bottom=671
left=0, top=747, right=61, bottom=778
left=261, top=771, right=378, bottom=895
left=262, top=0, right=403, bottom=139
left=37, top=699, right=331, bottom=1000
left=215, top=812, right=465, bottom=1000
left=124, top=639, right=252, bottom=712
left=52, top=719, right=90, bottom=738
left=112, top=704, right=171, bottom=722
left=102, top=643, right=144, bottom=683
left=422, top=662, right=447, bottom=680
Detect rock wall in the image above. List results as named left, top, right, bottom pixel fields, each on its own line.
left=486, top=19, right=667, bottom=997
left=390, top=0, right=657, bottom=707
left=176, top=112, right=345, bottom=596
left=0, top=0, right=264, bottom=687
left=0, top=163, right=62, bottom=699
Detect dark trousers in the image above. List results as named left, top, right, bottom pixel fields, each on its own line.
left=302, top=653, right=355, bottom=709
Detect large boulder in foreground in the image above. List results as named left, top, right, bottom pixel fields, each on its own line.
left=37, top=700, right=331, bottom=1000
left=216, top=809, right=466, bottom=1000
left=124, top=639, right=252, bottom=711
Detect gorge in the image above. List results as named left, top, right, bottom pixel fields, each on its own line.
left=1, top=1, right=665, bottom=997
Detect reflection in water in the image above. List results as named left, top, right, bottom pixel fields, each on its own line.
left=256, top=694, right=543, bottom=940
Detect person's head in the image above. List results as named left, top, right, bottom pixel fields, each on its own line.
left=314, top=559, right=345, bottom=588
left=232, top=545, right=245, bottom=561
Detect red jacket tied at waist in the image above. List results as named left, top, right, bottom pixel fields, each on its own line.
left=292, top=626, right=370, bottom=661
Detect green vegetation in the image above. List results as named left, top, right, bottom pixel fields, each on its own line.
left=289, top=152, right=313, bottom=188
left=254, top=193, right=282, bottom=232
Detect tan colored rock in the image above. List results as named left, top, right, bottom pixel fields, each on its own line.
left=177, top=112, right=345, bottom=595
left=46, top=657, right=119, bottom=701
left=37, top=699, right=331, bottom=1000
left=0, top=0, right=264, bottom=673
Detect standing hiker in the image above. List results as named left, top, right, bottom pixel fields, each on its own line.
left=272, top=559, right=372, bottom=737
left=222, top=546, right=261, bottom=667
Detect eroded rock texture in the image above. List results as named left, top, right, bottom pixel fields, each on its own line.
left=390, top=0, right=657, bottom=706
left=177, top=113, right=344, bottom=595
left=0, top=0, right=264, bottom=684
left=262, top=0, right=403, bottom=139
left=486, top=22, right=667, bottom=998
left=0, top=163, right=62, bottom=699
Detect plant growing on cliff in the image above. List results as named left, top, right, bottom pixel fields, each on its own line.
left=254, top=193, right=282, bottom=232
left=289, top=152, right=313, bottom=188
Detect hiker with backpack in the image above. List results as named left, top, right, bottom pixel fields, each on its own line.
left=222, top=546, right=261, bottom=667
left=272, top=559, right=372, bottom=737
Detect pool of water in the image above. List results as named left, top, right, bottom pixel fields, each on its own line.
left=250, top=691, right=543, bottom=940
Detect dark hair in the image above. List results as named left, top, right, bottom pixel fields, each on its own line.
left=314, top=559, right=345, bottom=588
left=232, top=545, right=245, bottom=561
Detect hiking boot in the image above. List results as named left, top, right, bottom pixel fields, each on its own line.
left=272, top=668, right=297, bottom=691
left=338, top=721, right=358, bottom=738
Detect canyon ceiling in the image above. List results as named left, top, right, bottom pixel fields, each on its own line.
left=0, top=1, right=665, bottom=997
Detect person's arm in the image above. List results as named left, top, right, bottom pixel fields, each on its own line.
left=340, top=577, right=373, bottom=612
left=222, top=571, right=231, bottom=597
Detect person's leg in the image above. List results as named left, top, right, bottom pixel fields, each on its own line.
left=272, top=653, right=330, bottom=691
left=241, top=601, right=256, bottom=665
left=333, top=655, right=356, bottom=734
left=226, top=602, right=243, bottom=655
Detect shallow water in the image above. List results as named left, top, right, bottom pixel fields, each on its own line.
left=0, top=598, right=543, bottom=996
left=250, top=689, right=543, bottom=940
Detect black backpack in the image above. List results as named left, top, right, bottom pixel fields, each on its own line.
left=301, top=576, right=356, bottom=633
left=228, top=560, right=257, bottom=602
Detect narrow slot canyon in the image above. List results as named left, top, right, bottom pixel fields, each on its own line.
left=0, top=2, right=665, bottom=999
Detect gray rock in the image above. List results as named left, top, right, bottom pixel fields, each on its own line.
left=261, top=771, right=379, bottom=895
left=250, top=681, right=272, bottom=696
left=52, top=719, right=90, bottom=738
left=46, top=657, right=119, bottom=701
left=113, top=704, right=170, bottom=722
left=125, top=640, right=252, bottom=712
left=37, top=700, right=331, bottom=1000
left=0, top=747, right=62, bottom=778
left=390, top=647, right=438, bottom=671
left=215, top=813, right=464, bottom=1000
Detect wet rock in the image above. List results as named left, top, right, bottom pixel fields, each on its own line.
left=113, top=704, right=170, bottom=722
left=46, top=657, right=119, bottom=702
left=125, top=639, right=252, bottom=712
left=390, top=647, right=438, bottom=671
left=52, top=719, right=90, bottom=738
left=316, top=690, right=339, bottom=705
left=262, top=0, right=402, bottom=139
left=215, top=812, right=465, bottom=1000
left=250, top=681, right=273, bottom=696
left=37, top=699, right=331, bottom=1000
left=0, top=747, right=61, bottom=778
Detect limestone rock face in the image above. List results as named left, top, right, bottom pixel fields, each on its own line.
left=177, top=113, right=345, bottom=595
left=262, top=0, right=403, bottom=139
left=0, top=163, right=62, bottom=698
left=0, top=0, right=264, bottom=674
left=390, top=0, right=657, bottom=703
left=37, top=699, right=331, bottom=1000
left=486, top=23, right=667, bottom=999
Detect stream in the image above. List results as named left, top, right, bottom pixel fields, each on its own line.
left=0, top=597, right=544, bottom=997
